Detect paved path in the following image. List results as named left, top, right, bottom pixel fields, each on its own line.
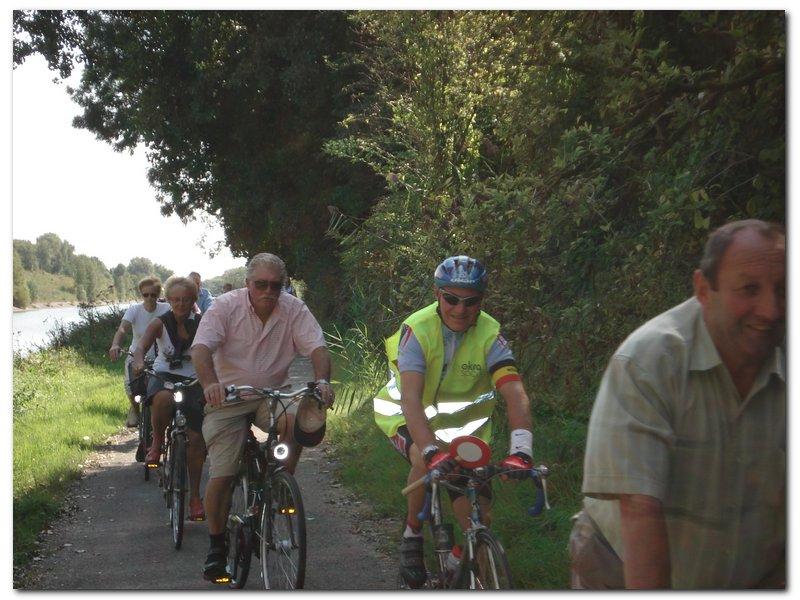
left=23, top=359, right=397, bottom=590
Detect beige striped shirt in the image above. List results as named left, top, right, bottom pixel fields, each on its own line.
left=582, top=297, right=785, bottom=588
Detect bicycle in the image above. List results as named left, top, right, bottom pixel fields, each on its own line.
left=123, top=350, right=155, bottom=481
left=220, top=382, right=323, bottom=589
left=141, top=368, right=200, bottom=550
left=401, top=435, right=551, bottom=590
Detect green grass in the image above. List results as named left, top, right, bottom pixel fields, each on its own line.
left=13, top=347, right=127, bottom=568
left=326, top=398, right=587, bottom=589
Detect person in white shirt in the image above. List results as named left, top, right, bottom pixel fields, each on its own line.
left=109, top=276, right=170, bottom=428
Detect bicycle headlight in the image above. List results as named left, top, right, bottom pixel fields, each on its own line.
left=174, top=390, right=184, bottom=403
left=273, top=442, right=290, bottom=461
left=134, top=395, right=142, bottom=404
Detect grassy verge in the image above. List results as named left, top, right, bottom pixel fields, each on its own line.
left=13, top=309, right=127, bottom=570
left=325, top=327, right=587, bottom=589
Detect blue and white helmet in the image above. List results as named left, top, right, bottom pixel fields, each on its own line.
left=434, top=255, right=488, bottom=292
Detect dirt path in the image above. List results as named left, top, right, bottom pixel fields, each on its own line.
left=22, top=359, right=398, bottom=590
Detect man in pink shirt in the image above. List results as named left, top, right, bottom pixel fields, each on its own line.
left=191, top=252, right=334, bottom=583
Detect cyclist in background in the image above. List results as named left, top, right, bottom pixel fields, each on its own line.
left=109, top=276, right=169, bottom=430
left=189, top=271, right=214, bottom=315
left=133, top=275, right=207, bottom=521
left=373, top=255, right=535, bottom=589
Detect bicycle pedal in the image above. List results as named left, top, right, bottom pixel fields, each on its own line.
left=146, top=462, right=160, bottom=469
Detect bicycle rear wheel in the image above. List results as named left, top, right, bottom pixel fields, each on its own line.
left=169, top=433, right=186, bottom=550
left=259, top=470, right=306, bottom=589
left=227, top=473, right=253, bottom=588
left=462, top=529, right=513, bottom=590
left=140, top=403, right=152, bottom=482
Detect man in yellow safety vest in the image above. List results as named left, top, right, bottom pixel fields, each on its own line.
left=373, top=255, right=535, bottom=588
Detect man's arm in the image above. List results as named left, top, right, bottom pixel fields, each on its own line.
left=619, top=494, right=670, bottom=589
left=309, top=346, right=334, bottom=406
left=191, top=343, right=226, bottom=407
left=496, top=379, right=532, bottom=432
left=399, top=370, right=437, bottom=452
left=109, top=320, right=132, bottom=360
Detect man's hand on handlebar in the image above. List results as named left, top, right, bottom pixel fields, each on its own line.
left=425, top=450, right=457, bottom=475
left=131, top=359, right=145, bottom=375
left=203, top=382, right=227, bottom=407
left=109, top=345, right=122, bottom=361
left=500, top=452, right=533, bottom=481
left=315, top=380, right=334, bottom=408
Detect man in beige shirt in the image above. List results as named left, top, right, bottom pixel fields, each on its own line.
left=572, top=219, right=785, bottom=589
left=191, top=252, right=334, bottom=583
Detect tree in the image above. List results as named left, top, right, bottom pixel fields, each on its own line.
left=13, top=250, right=31, bottom=308
left=13, top=239, right=38, bottom=271
left=14, top=9, right=383, bottom=316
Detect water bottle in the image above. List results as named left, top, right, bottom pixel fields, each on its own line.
left=445, top=544, right=462, bottom=582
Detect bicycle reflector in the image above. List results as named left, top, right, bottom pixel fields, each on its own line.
left=449, top=435, right=491, bottom=468
left=274, top=442, right=290, bottom=461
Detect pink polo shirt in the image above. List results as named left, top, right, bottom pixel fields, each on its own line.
left=191, top=288, right=326, bottom=389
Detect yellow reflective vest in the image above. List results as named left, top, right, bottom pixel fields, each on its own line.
left=373, top=302, right=499, bottom=444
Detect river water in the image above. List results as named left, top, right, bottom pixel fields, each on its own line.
left=12, top=304, right=131, bottom=355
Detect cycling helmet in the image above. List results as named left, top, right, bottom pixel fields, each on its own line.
left=434, top=255, right=488, bottom=292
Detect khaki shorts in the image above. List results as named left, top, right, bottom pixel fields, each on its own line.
left=568, top=510, right=624, bottom=589
left=202, top=397, right=299, bottom=479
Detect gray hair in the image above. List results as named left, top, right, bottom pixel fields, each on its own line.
left=246, top=253, right=287, bottom=282
left=164, top=275, right=198, bottom=301
left=699, top=219, right=785, bottom=288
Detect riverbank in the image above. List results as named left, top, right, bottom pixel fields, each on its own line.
left=13, top=300, right=134, bottom=313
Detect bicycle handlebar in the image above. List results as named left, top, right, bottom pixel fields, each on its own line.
left=223, top=382, right=322, bottom=407
left=141, top=367, right=199, bottom=390
left=402, top=462, right=551, bottom=517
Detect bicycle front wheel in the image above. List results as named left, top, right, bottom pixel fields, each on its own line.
left=227, top=473, right=253, bottom=589
left=169, top=434, right=186, bottom=550
left=463, top=529, right=513, bottom=590
left=259, top=470, right=306, bottom=589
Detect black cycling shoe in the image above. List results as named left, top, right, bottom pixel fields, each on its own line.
left=399, top=535, right=427, bottom=589
left=203, top=548, right=230, bottom=584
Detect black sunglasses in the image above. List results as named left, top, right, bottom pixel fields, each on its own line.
left=141, top=292, right=159, bottom=298
left=440, top=291, right=482, bottom=307
left=252, top=280, right=283, bottom=292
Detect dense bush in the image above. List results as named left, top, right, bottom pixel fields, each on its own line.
left=325, top=10, right=785, bottom=417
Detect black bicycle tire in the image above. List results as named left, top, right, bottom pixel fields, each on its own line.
left=171, top=433, right=186, bottom=550
left=259, top=470, right=306, bottom=590
left=227, top=473, right=253, bottom=588
left=462, top=529, right=514, bottom=590
left=141, top=403, right=152, bottom=482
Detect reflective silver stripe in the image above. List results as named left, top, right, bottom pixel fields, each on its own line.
left=386, top=372, right=401, bottom=401
left=434, top=401, right=473, bottom=415
left=424, top=405, right=437, bottom=419
left=373, top=398, right=403, bottom=417
left=434, top=417, right=490, bottom=443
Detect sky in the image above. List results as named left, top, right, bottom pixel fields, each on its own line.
left=12, top=55, right=246, bottom=281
